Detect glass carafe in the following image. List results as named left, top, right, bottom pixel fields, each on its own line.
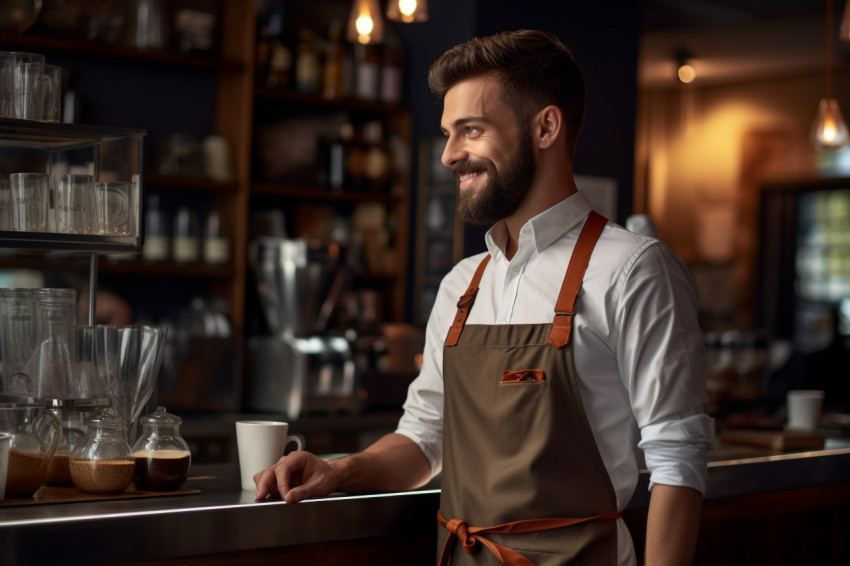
left=70, top=412, right=134, bottom=494
left=0, top=403, right=60, bottom=497
left=132, top=406, right=191, bottom=491
left=33, top=289, right=77, bottom=400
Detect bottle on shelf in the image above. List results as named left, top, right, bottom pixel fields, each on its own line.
left=294, top=27, right=321, bottom=94
left=262, top=0, right=292, bottom=90
left=322, top=20, right=345, bottom=100
left=172, top=207, right=200, bottom=264
left=354, top=43, right=379, bottom=101
left=361, top=121, right=391, bottom=192
left=381, top=30, right=403, bottom=104
left=142, top=194, right=170, bottom=263
left=203, top=210, right=230, bottom=265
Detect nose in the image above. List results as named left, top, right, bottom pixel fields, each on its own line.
left=441, top=135, right=467, bottom=168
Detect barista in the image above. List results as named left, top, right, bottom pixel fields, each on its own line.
left=254, top=30, right=713, bottom=566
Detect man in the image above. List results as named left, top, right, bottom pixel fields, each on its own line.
left=255, top=30, right=714, bottom=566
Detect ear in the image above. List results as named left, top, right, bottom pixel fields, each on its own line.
left=534, top=105, right=563, bottom=150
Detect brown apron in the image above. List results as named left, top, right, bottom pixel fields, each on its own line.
left=438, top=212, right=620, bottom=566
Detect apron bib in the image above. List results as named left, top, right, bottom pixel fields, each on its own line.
left=437, top=212, right=620, bottom=566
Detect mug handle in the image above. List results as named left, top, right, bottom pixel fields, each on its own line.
left=284, top=434, right=304, bottom=455
left=34, top=410, right=61, bottom=463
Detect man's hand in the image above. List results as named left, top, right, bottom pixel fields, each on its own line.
left=254, top=451, right=341, bottom=503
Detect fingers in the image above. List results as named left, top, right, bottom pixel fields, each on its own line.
left=253, top=452, right=338, bottom=503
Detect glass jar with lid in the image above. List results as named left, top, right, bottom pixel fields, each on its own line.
left=132, top=406, right=191, bottom=491
left=69, top=411, right=135, bottom=494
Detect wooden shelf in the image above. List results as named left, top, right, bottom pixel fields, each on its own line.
left=0, top=31, right=240, bottom=72
left=146, top=173, right=240, bottom=194
left=253, top=87, right=408, bottom=116
left=98, top=260, right=234, bottom=278
left=251, top=182, right=397, bottom=203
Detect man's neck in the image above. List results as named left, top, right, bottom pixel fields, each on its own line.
left=502, top=174, right=578, bottom=260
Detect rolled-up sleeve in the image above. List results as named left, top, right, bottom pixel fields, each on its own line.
left=615, top=242, right=715, bottom=494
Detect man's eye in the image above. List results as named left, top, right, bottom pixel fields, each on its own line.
left=466, top=126, right=481, bottom=136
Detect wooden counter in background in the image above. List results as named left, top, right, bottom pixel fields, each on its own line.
left=1, top=438, right=849, bottom=565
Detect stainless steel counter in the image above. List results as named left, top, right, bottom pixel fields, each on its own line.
left=2, top=439, right=849, bottom=565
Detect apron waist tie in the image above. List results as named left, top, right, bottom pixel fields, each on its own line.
left=436, top=509, right=622, bottom=566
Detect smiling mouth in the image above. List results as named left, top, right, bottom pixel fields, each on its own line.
left=457, top=170, right=483, bottom=189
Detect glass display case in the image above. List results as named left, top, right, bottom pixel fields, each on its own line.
left=0, top=118, right=146, bottom=328
left=0, top=117, right=145, bottom=253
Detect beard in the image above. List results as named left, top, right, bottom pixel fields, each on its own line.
left=454, top=130, right=537, bottom=227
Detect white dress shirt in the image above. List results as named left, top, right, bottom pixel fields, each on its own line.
left=396, top=191, right=715, bottom=565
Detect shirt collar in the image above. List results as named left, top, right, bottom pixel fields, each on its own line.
left=484, top=190, right=594, bottom=258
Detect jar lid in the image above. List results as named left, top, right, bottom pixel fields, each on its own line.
left=139, top=406, right=182, bottom=427
left=86, top=411, right=128, bottom=429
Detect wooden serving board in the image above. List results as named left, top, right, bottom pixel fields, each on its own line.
left=0, top=484, right=200, bottom=508
left=718, top=428, right=826, bottom=450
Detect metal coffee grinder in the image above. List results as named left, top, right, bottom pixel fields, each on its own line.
left=246, top=236, right=358, bottom=420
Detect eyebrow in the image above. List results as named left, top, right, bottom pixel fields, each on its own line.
left=440, top=116, right=491, bottom=134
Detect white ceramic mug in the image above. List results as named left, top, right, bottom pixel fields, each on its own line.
left=786, top=390, right=825, bottom=432
left=235, top=420, right=303, bottom=491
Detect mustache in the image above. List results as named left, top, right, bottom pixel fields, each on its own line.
left=451, top=158, right=493, bottom=177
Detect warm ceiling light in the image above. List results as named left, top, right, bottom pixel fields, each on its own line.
left=675, top=51, right=696, bottom=84
left=813, top=98, right=849, bottom=148
left=813, top=0, right=849, bottom=149
left=346, top=0, right=384, bottom=44
left=677, top=63, right=696, bottom=84
left=386, top=0, right=429, bottom=23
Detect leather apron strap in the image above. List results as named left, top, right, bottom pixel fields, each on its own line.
left=549, top=211, right=607, bottom=348
left=445, top=254, right=491, bottom=347
left=444, top=212, right=607, bottom=349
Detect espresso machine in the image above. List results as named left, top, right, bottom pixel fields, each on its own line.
left=246, top=236, right=358, bottom=420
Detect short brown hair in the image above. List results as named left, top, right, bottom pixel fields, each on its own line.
left=428, top=30, right=586, bottom=154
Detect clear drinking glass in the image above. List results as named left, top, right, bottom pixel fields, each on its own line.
left=55, top=174, right=97, bottom=234
left=0, top=288, right=39, bottom=395
left=11, top=52, right=45, bottom=120
left=9, top=172, right=50, bottom=232
left=95, top=181, right=131, bottom=236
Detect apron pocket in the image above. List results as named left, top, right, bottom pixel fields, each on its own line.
left=500, top=368, right=545, bottom=383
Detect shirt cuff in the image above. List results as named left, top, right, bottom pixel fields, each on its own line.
left=638, top=413, right=715, bottom=495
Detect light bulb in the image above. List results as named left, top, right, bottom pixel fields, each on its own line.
left=812, top=98, right=850, bottom=149
left=677, top=63, right=696, bottom=84
left=347, top=0, right=384, bottom=44
left=386, top=0, right=429, bottom=23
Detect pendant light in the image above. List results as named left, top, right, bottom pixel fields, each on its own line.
left=386, top=0, right=429, bottom=23
left=346, top=0, right=384, bottom=45
left=812, top=0, right=849, bottom=149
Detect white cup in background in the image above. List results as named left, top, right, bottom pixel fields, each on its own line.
left=786, top=389, right=825, bottom=432
left=235, top=420, right=303, bottom=491
left=0, top=431, right=10, bottom=501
